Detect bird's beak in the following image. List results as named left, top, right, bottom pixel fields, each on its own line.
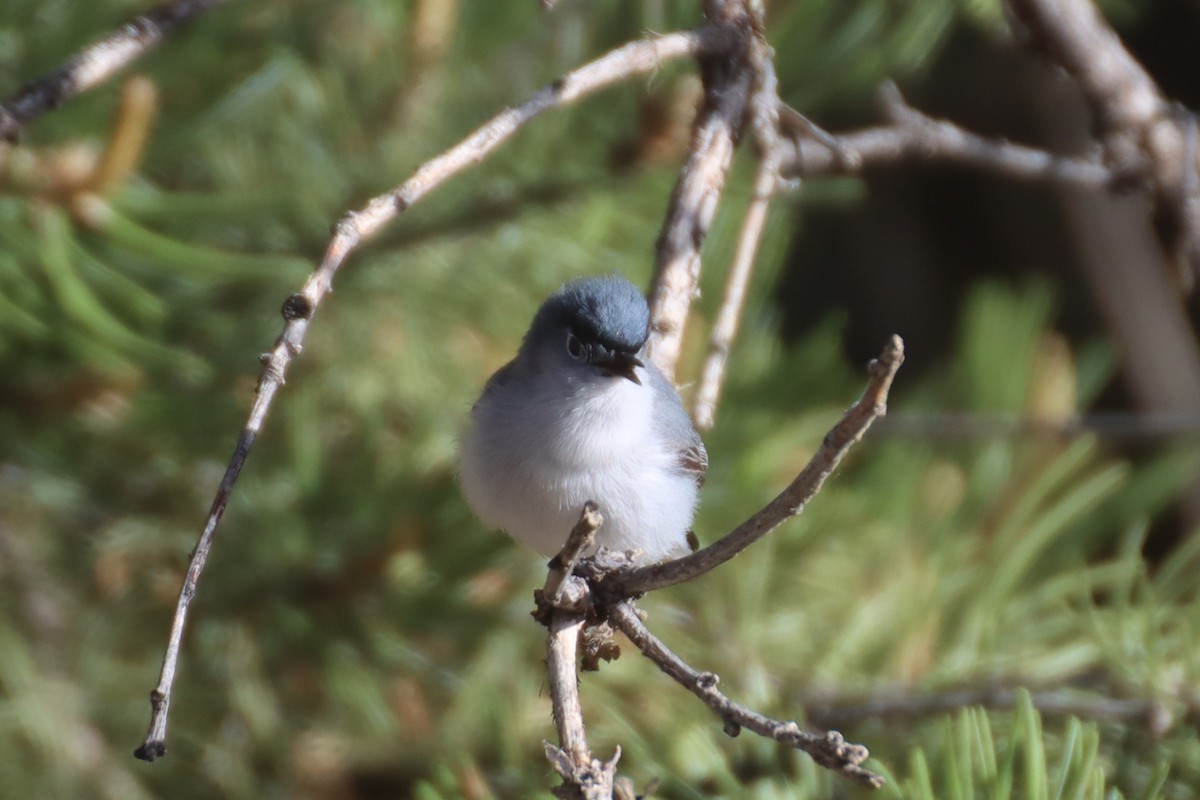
left=598, top=351, right=644, bottom=384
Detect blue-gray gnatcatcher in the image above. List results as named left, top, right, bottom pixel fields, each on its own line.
left=459, top=275, right=707, bottom=562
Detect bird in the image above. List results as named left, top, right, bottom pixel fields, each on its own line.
left=459, top=274, right=707, bottom=563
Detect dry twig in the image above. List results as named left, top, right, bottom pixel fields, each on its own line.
left=0, top=0, right=227, bottom=143
left=134, top=27, right=717, bottom=762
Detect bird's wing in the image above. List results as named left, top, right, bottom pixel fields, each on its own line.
left=677, top=438, right=708, bottom=488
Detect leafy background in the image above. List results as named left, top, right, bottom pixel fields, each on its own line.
left=1, top=1, right=1198, bottom=798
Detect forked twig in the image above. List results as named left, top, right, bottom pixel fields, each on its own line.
left=134, top=26, right=718, bottom=762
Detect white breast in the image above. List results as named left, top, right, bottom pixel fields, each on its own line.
left=459, top=373, right=697, bottom=562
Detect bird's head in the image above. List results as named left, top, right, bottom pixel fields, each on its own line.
left=522, top=275, right=650, bottom=385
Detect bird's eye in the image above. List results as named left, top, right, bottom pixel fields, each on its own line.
left=566, top=332, right=584, bottom=359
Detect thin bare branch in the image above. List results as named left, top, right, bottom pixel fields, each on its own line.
left=609, top=601, right=885, bottom=789
left=0, top=0, right=228, bottom=143
left=135, top=26, right=717, bottom=763
left=614, top=335, right=904, bottom=597
left=646, top=18, right=754, bottom=379
left=133, top=422, right=254, bottom=761
left=692, top=47, right=782, bottom=430
left=777, top=84, right=1113, bottom=188
left=777, top=103, right=860, bottom=168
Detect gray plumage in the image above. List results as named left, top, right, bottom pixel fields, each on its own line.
left=459, top=275, right=706, bottom=561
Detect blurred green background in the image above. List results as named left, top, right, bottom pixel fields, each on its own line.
left=2, top=1, right=1199, bottom=798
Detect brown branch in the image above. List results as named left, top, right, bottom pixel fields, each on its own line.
left=777, top=83, right=1113, bottom=189
left=613, top=335, right=904, bottom=597
left=692, top=45, right=782, bottom=430
left=646, top=15, right=754, bottom=380
left=1005, top=0, right=1200, bottom=288
left=609, top=601, right=885, bottom=789
left=134, top=26, right=717, bottom=763
left=0, top=0, right=228, bottom=143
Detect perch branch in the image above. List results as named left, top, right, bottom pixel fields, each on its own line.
left=134, top=26, right=717, bottom=762
left=609, top=601, right=884, bottom=789
left=0, top=0, right=228, bottom=143
left=692, top=45, right=782, bottom=430
left=614, top=335, right=904, bottom=597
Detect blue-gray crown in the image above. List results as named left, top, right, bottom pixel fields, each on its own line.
left=526, top=275, right=650, bottom=354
